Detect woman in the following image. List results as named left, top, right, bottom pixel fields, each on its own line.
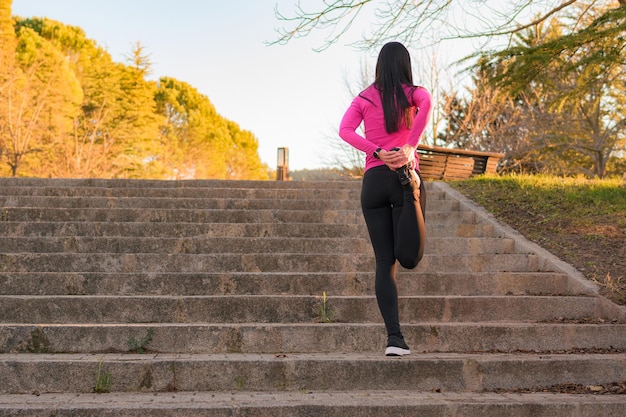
left=339, top=42, right=432, bottom=356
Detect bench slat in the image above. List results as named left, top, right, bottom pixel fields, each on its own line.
left=417, top=145, right=504, bottom=179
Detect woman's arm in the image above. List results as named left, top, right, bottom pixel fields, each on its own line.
left=407, top=87, right=433, bottom=147
left=388, top=87, right=434, bottom=169
left=338, top=98, right=379, bottom=157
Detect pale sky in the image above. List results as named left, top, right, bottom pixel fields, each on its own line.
left=13, top=0, right=378, bottom=170
left=11, top=0, right=472, bottom=171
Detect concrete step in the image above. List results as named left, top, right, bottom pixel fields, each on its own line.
left=1, top=352, right=624, bottom=394
left=0, top=196, right=459, bottom=215
left=0, top=178, right=363, bottom=188
left=0, top=236, right=372, bottom=255
left=0, top=191, right=454, bottom=211
left=2, top=323, right=624, bottom=354
left=0, top=253, right=540, bottom=273
left=0, top=236, right=515, bottom=256
left=0, top=218, right=494, bottom=239
left=0, top=176, right=358, bottom=185
left=0, top=221, right=369, bottom=239
left=2, top=178, right=623, bottom=415
left=0, top=185, right=374, bottom=203
left=0, top=205, right=479, bottom=225
left=0, top=194, right=364, bottom=211
left=2, top=391, right=625, bottom=417
left=0, top=271, right=575, bottom=297
left=0, top=207, right=367, bottom=224
left=0, top=177, right=370, bottom=188
left=0, top=295, right=606, bottom=323
left=0, top=179, right=458, bottom=205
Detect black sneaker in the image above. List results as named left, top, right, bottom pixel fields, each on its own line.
left=385, top=335, right=411, bottom=356
left=389, top=148, right=417, bottom=187
left=396, top=164, right=413, bottom=186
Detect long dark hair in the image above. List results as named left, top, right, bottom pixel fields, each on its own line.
left=374, top=42, right=414, bottom=133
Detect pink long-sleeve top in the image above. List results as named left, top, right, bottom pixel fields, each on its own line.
left=339, top=84, right=432, bottom=172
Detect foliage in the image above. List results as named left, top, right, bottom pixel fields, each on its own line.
left=439, top=4, right=626, bottom=178
left=482, top=4, right=626, bottom=178
left=0, top=13, right=269, bottom=179
left=271, top=1, right=626, bottom=51
left=1, top=24, right=83, bottom=177
left=127, top=327, right=155, bottom=354
left=487, top=4, right=626, bottom=93
left=316, top=291, right=335, bottom=323
left=155, top=77, right=269, bottom=180
left=273, top=1, right=626, bottom=178
left=93, top=358, right=112, bottom=393
left=453, top=174, right=626, bottom=224
left=450, top=174, right=626, bottom=304
left=0, top=0, right=16, bottom=74
left=438, top=58, right=523, bottom=153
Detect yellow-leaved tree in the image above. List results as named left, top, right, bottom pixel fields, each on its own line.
left=1, top=9, right=269, bottom=180
left=155, top=77, right=269, bottom=180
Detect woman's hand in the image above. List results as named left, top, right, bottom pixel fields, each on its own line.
left=379, top=145, right=416, bottom=170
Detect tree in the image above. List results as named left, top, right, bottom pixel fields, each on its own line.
left=224, top=120, right=270, bottom=180
left=439, top=57, right=555, bottom=174
left=275, top=1, right=626, bottom=177
left=155, top=77, right=269, bottom=180
left=111, top=43, right=164, bottom=178
left=487, top=5, right=626, bottom=177
left=0, top=0, right=16, bottom=75
left=440, top=8, right=626, bottom=177
left=69, top=45, right=123, bottom=177
left=271, top=0, right=625, bottom=53
left=0, top=0, right=17, bottom=169
left=0, top=24, right=82, bottom=176
left=3, top=14, right=269, bottom=179
left=155, top=76, right=234, bottom=179
left=14, top=17, right=126, bottom=177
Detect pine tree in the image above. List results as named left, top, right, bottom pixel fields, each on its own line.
left=0, top=0, right=17, bottom=172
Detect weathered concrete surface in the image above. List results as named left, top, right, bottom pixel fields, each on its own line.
left=0, top=178, right=624, bottom=415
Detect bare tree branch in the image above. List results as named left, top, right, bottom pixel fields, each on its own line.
left=268, top=0, right=371, bottom=51
left=269, top=0, right=613, bottom=52
left=460, top=0, right=578, bottom=40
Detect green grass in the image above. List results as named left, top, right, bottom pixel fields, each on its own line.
left=127, top=327, right=155, bottom=353
left=94, top=358, right=112, bottom=394
left=448, top=174, right=626, bottom=304
left=316, top=291, right=335, bottom=323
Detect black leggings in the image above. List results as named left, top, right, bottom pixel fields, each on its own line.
left=360, top=165, right=426, bottom=339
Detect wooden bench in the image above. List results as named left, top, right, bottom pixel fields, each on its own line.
left=417, top=144, right=504, bottom=180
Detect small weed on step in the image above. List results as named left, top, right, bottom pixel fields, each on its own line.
left=127, top=327, right=155, bottom=353
left=94, top=358, right=112, bottom=393
left=315, top=291, right=335, bottom=323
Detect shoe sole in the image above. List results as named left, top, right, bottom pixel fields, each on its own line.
left=385, top=346, right=411, bottom=356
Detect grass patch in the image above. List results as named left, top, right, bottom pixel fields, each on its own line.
left=315, top=291, right=335, bottom=323
left=94, top=358, right=112, bottom=393
left=127, top=327, right=155, bottom=353
left=449, top=174, right=625, bottom=305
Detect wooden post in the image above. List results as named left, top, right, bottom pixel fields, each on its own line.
left=276, top=147, right=289, bottom=181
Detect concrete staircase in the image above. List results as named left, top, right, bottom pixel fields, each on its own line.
left=0, top=178, right=625, bottom=416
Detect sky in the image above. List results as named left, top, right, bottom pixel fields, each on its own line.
left=11, top=0, right=470, bottom=171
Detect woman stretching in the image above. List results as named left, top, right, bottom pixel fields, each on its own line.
left=339, top=42, right=432, bottom=356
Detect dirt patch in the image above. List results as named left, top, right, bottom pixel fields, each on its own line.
left=497, top=211, right=625, bottom=305
left=494, top=381, right=626, bottom=395
left=450, top=181, right=626, bottom=305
